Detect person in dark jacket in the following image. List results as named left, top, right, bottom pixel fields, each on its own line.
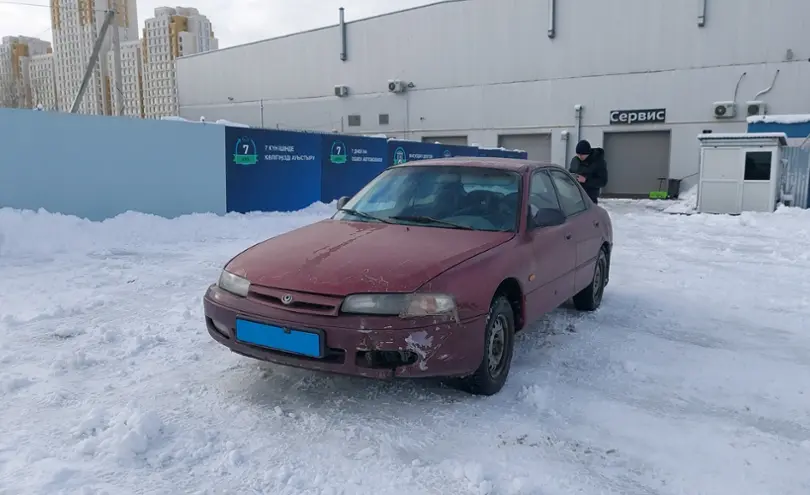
left=569, top=140, right=608, bottom=204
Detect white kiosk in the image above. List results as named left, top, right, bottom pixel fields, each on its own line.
left=696, top=132, right=787, bottom=214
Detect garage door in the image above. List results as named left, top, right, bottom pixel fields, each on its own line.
left=421, top=136, right=468, bottom=145
left=602, top=131, right=671, bottom=198
left=497, top=134, right=551, bottom=162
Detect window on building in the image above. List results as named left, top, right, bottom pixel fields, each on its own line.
left=378, top=113, right=389, bottom=125
left=348, top=114, right=361, bottom=127
left=744, top=151, right=772, bottom=181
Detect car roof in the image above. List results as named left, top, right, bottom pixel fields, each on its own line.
left=390, top=156, right=562, bottom=173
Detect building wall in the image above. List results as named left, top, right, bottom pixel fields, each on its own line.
left=0, top=36, right=51, bottom=108
left=0, top=108, right=226, bottom=221
left=26, top=54, right=58, bottom=110
left=107, top=40, right=144, bottom=117
left=176, top=0, right=810, bottom=190
left=142, top=6, right=218, bottom=119
left=51, top=0, right=138, bottom=115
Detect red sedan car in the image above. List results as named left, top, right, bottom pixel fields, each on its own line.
left=203, top=157, right=613, bottom=395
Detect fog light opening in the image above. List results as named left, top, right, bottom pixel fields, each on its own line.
left=211, top=319, right=230, bottom=337
left=356, top=350, right=418, bottom=369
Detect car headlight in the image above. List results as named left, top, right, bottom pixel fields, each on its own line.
left=341, top=293, right=457, bottom=319
left=217, top=270, right=250, bottom=297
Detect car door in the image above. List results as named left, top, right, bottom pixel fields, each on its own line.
left=547, top=169, right=601, bottom=293
left=523, top=169, right=577, bottom=322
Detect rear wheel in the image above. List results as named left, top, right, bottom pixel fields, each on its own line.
left=457, top=295, right=515, bottom=396
left=573, top=248, right=607, bottom=311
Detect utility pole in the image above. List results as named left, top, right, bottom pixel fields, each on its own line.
left=110, top=3, right=124, bottom=116
left=70, top=9, right=115, bottom=113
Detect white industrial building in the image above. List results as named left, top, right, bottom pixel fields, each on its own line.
left=175, top=0, right=810, bottom=196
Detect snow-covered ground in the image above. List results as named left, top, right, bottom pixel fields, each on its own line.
left=1, top=200, right=809, bottom=495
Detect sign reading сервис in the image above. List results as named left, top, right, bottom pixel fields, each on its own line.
left=609, top=108, right=666, bottom=125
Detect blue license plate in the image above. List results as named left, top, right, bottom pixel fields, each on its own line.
left=235, top=319, right=323, bottom=358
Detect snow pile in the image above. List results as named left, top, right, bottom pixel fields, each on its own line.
left=0, top=202, right=334, bottom=260
left=215, top=119, right=250, bottom=128
left=698, top=131, right=788, bottom=140
left=158, top=116, right=251, bottom=128
left=74, top=408, right=166, bottom=465
left=747, top=114, right=810, bottom=124
left=159, top=115, right=191, bottom=122
left=2, top=200, right=810, bottom=493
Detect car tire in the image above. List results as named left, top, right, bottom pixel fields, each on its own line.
left=458, top=295, right=515, bottom=396
left=573, top=248, right=608, bottom=312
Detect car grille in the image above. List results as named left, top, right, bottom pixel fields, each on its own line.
left=247, top=285, right=342, bottom=316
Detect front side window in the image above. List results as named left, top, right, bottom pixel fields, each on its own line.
left=527, top=170, right=563, bottom=228
left=548, top=169, right=588, bottom=216
left=336, top=165, right=521, bottom=232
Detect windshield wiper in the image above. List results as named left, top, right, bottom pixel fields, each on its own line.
left=389, top=215, right=473, bottom=230
left=338, top=208, right=393, bottom=224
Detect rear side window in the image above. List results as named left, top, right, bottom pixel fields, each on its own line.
left=548, top=170, right=587, bottom=217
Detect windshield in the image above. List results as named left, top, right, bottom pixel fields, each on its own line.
left=334, top=165, right=522, bottom=232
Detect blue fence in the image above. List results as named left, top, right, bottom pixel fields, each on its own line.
left=320, top=134, right=388, bottom=204
left=224, top=133, right=529, bottom=212
left=0, top=109, right=529, bottom=219
left=748, top=120, right=810, bottom=139
left=0, top=108, right=226, bottom=221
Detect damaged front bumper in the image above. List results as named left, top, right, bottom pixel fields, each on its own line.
left=203, top=285, right=486, bottom=379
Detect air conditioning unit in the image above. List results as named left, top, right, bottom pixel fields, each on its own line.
left=388, top=80, right=407, bottom=93
left=712, top=101, right=737, bottom=119
left=334, top=85, right=349, bottom=97
left=746, top=100, right=767, bottom=116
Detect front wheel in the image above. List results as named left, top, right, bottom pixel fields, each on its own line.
left=573, top=248, right=608, bottom=311
left=457, top=295, right=515, bottom=396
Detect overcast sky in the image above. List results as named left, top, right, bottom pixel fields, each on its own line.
left=0, top=0, right=435, bottom=48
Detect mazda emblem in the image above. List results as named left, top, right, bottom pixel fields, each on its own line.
left=281, top=294, right=294, bottom=305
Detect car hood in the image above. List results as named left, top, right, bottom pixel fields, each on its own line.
left=225, top=219, right=514, bottom=295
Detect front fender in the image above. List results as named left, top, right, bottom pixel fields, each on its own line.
left=416, top=240, right=522, bottom=321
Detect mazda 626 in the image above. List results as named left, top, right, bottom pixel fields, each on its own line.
left=203, top=157, right=612, bottom=395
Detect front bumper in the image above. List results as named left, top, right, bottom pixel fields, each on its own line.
left=203, top=285, right=486, bottom=379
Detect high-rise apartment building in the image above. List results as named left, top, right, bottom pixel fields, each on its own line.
left=106, top=39, right=144, bottom=117
left=141, top=7, right=218, bottom=118
left=0, top=35, right=51, bottom=108
left=27, top=53, right=58, bottom=110
left=50, top=0, right=138, bottom=114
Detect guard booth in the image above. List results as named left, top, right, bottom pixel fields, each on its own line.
left=696, top=132, right=787, bottom=214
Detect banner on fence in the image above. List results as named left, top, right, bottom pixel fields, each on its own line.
left=440, top=144, right=479, bottom=158
left=388, top=140, right=442, bottom=166
left=225, top=127, right=323, bottom=213
left=321, top=134, right=388, bottom=202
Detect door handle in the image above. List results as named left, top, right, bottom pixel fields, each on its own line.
left=593, top=221, right=600, bottom=227
left=565, top=233, right=572, bottom=240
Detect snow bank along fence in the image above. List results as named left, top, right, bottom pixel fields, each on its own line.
left=747, top=114, right=810, bottom=208
left=0, top=109, right=526, bottom=220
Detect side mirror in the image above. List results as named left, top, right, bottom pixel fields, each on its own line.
left=336, top=196, right=350, bottom=210
left=533, top=208, right=566, bottom=227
